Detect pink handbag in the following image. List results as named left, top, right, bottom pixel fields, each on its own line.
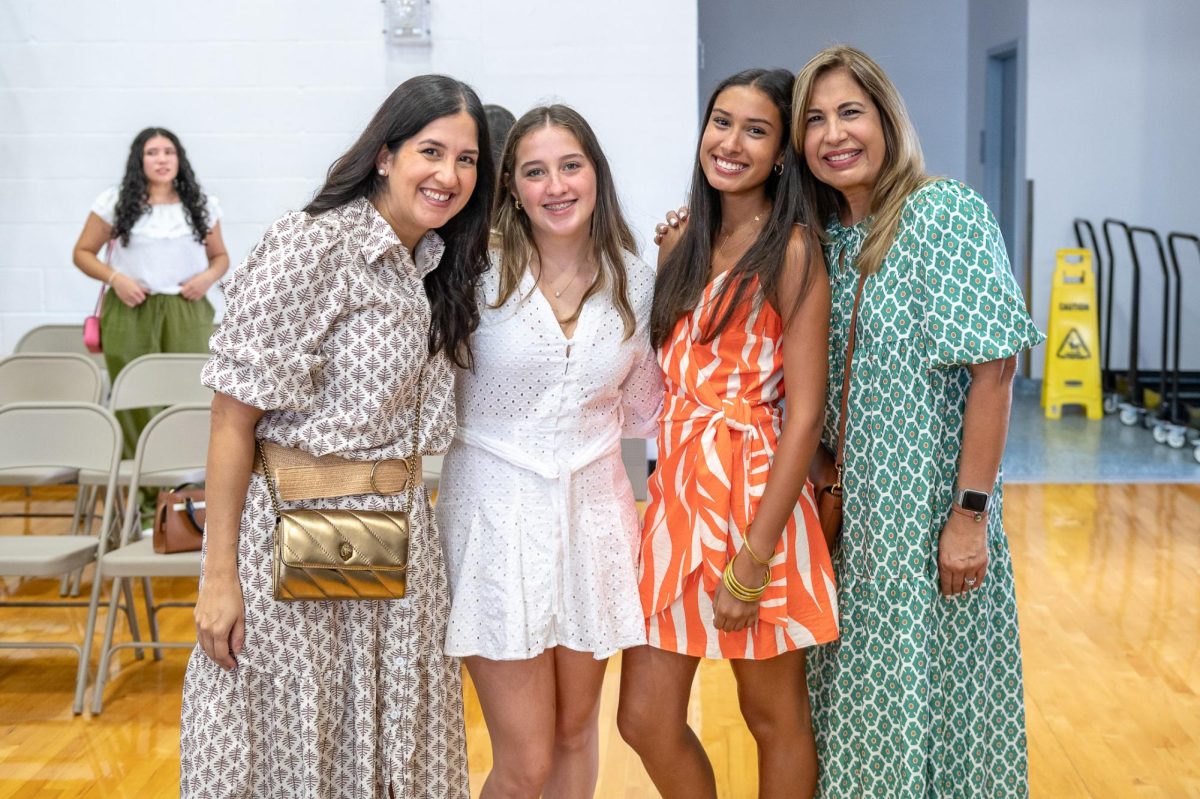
left=83, top=240, right=115, bottom=354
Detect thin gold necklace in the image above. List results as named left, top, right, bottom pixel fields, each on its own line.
left=716, top=207, right=770, bottom=254
left=537, top=258, right=585, bottom=299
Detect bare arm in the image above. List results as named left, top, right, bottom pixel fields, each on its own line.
left=714, top=230, right=831, bottom=630
left=193, top=391, right=264, bottom=670
left=72, top=212, right=147, bottom=307
left=180, top=221, right=231, bottom=301
left=937, top=355, right=1017, bottom=596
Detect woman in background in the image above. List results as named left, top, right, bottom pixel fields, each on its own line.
left=72, top=127, right=228, bottom=458
left=437, top=104, right=660, bottom=799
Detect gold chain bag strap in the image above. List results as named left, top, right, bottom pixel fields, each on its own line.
left=811, top=268, right=868, bottom=553
left=257, top=381, right=424, bottom=602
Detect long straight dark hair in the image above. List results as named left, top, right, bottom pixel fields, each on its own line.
left=650, top=68, right=818, bottom=348
left=304, top=74, right=494, bottom=369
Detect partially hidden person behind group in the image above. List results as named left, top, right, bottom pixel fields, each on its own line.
left=618, top=68, right=840, bottom=799
left=795, top=45, right=1044, bottom=797
left=180, top=74, right=494, bottom=799
left=483, top=103, right=516, bottom=175
left=436, top=104, right=662, bottom=799
left=72, top=126, right=229, bottom=461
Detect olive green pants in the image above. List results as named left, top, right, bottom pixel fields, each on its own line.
left=100, top=293, right=213, bottom=522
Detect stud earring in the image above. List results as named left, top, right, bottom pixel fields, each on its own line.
left=378, top=168, right=386, bottom=176
left=514, top=198, right=522, bottom=210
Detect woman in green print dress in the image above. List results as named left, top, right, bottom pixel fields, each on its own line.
left=794, top=46, right=1043, bottom=797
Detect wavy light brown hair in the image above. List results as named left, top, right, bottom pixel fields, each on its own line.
left=491, top=105, right=638, bottom=339
left=792, top=45, right=933, bottom=274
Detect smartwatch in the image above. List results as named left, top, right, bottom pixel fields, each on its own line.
left=954, top=488, right=991, bottom=522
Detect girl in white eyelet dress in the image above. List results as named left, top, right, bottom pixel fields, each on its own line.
left=437, top=249, right=660, bottom=660
left=435, top=104, right=662, bottom=797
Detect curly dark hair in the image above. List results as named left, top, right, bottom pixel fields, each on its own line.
left=112, top=127, right=210, bottom=246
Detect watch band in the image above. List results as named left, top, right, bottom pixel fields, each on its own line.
left=951, top=503, right=988, bottom=523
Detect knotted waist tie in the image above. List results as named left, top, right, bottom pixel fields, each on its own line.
left=453, top=425, right=622, bottom=620
left=655, top=393, right=788, bottom=623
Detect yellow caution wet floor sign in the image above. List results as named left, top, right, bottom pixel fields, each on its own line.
left=1042, top=248, right=1102, bottom=419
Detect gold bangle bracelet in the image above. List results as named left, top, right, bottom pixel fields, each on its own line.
left=722, top=567, right=760, bottom=603
left=722, top=560, right=770, bottom=603
left=740, top=536, right=772, bottom=567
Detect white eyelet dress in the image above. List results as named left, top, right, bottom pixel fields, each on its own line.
left=436, top=252, right=663, bottom=660
left=180, top=198, right=468, bottom=798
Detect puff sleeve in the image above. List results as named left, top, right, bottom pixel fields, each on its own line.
left=619, top=254, right=664, bottom=438
left=907, top=181, right=1045, bottom=370
left=201, top=212, right=347, bottom=411
left=620, top=342, right=664, bottom=438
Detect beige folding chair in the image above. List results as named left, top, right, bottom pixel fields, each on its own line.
left=0, top=402, right=129, bottom=715
left=0, top=354, right=107, bottom=562
left=424, top=454, right=443, bottom=493
left=88, top=403, right=210, bottom=714
left=14, top=323, right=107, bottom=372
left=0, top=352, right=104, bottom=406
left=78, top=353, right=211, bottom=490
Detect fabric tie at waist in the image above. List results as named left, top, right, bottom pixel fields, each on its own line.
left=652, top=393, right=787, bottom=623
left=454, top=425, right=621, bottom=617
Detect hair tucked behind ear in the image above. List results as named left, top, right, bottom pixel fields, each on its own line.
left=113, top=127, right=209, bottom=246
left=650, top=68, right=818, bottom=349
left=792, top=45, right=933, bottom=274
left=305, top=74, right=495, bottom=369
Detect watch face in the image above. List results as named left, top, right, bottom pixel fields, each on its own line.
left=960, top=490, right=989, bottom=513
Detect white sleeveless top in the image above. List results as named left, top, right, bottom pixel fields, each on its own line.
left=91, top=186, right=221, bottom=295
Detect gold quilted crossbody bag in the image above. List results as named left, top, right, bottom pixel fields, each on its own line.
left=256, top=393, right=422, bottom=602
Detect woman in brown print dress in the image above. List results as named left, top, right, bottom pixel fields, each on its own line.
left=180, top=75, right=494, bottom=798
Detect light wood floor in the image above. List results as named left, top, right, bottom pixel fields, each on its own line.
left=1, top=484, right=1197, bottom=798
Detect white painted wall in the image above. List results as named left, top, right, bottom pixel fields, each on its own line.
left=698, top=0, right=969, bottom=181
left=0, top=0, right=698, bottom=354
left=1026, top=0, right=1200, bottom=371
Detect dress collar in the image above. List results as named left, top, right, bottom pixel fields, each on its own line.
left=825, top=214, right=871, bottom=275
left=352, top=197, right=446, bottom=277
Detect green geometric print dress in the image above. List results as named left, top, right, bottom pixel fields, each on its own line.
left=807, top=180, right=1045, bottom=798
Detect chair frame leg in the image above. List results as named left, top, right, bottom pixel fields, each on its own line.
left=92, top=576, right=124, bottom=715
left=74, top=564, right=107, bottom=715
left=120, top=579, right=144, bottom=660
left=142, top=576, right=163, bottom=661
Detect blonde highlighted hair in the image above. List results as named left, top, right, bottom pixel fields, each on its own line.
left=491, top=105, right=637, bottom=339
left=791, top=45, right=934, bottom=274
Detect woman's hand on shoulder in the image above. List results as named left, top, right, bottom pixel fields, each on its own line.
left=653, top=206, right=689, bottom=247
left=654, top=206, right=689, bottom=272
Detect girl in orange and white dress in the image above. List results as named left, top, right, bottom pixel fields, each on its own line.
left=617, top=68, right=839, bottom=799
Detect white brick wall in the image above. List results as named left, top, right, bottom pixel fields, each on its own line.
left=0, top=0, right=698, bottom=353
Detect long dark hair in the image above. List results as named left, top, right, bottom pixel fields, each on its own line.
left=305, top=74, right=494, bottom=369
left=112, top=127, right=209, bottom=246
left=650, top=68, right=818, bottom=348
left=491, top=105, right=638, bottom=340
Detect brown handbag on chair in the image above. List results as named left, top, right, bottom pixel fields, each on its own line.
left=153, top=484, right=206, bottom=553
left=810, top=270, right=867, bottom=553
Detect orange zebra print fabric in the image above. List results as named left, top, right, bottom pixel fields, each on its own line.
left=638, top=272, right=839, bottom=659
